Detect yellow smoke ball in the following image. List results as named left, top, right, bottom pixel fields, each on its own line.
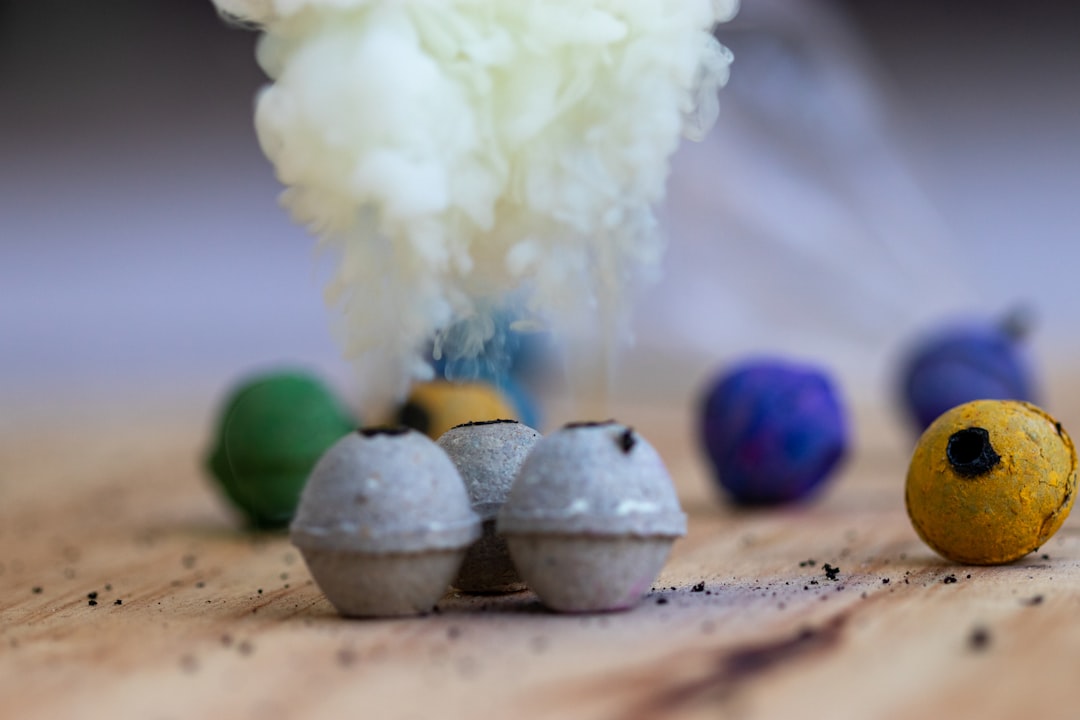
left=906, top=400, right=1077, bottom=565
left=394, top=381, right=518, bottom=439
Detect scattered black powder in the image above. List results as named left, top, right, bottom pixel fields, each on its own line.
left=257, top=589, right=263, bottom=594
left=823, top=564, right=840, bottom=581
left=1056, top=422, right=1063, bottom=436
left=114, top=599, right=122, bottom=606
left=943, top=575, right=958, bottom=584
left=691, top=581, right=706, bottom=593
left=32, top=586, right=42, bottom=594
left=799, top=559, right=816, bottom=568
left=88, top=599, right=98, bottom=606
left=1042, top=554, right=1050, bottom=560
left=656, top=597, right=668, bottom=605
left=882, top=578, right=890, bottom=584
left=618, top=428, right=636, bottom=454
left=105, top=584, right=112, bottom=591
left=1023, top=595, right=1044, bottom=606
left=88, top=591, right=98, bottom=600
left=809, top=580, right=818, bottom=586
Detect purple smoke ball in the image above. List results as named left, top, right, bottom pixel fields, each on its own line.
left=898, top=316, right=1037, bottom=433
left=699, top=359, right=848, bottom=506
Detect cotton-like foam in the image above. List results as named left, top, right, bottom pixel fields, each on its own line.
left=214, top=0, right=737, bottom=411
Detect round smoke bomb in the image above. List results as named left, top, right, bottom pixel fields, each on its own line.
left=291, top=427, right=481, bottom=617
left=205, top=370, right=355, bottom=528
left=898, top=312, right=1037, bottom=433
left=395, top=381, right=518, bottom=439
left=906, top=400, right=1077, bottom=565
left=498, top=421, right=686, bottom=613
left=437, top=419, right=542, bottom=593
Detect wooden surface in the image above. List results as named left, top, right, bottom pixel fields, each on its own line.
left=3, top=395, right=1080, bottom=720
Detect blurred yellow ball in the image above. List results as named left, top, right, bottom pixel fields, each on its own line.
left=906, top=400, right=1077, bottom=565
left=394, top=381, right=518, bottom=439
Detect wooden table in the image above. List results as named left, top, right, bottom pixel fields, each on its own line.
left=3, top=392, right=1079, bottom=720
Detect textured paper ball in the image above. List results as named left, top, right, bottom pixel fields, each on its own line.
left=395, top=381, right=518, bottom=439
left=906, top=400, right=1077, bottom=565
left=437, top=420, right=542, bottom=593
left=206, top=371, right=355, bottom=528
left=898, top=316, right=1036, bottom=433
left=291, top=428, right=481, bottom=617
left=498, top=422, right=686, bottom=613
left=699, top=359, right=848, bottom=505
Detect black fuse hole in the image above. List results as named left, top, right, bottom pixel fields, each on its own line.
left=946, top=427, right=1001, bottom=478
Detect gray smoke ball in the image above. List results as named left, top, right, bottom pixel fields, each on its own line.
left=291, top=427, right=481, bottom=617
left=437, top=419, right=542, bottom=593
left=498, top=421, right=686, bottom=613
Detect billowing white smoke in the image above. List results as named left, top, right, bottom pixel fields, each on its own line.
left=214, top=0, right=737, bottom=411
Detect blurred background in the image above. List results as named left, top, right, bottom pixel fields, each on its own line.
left=2, top=0, right=1078, bottom=428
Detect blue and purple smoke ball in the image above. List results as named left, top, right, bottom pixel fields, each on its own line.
left=898, top=314, right=1037, bottom=433
left=699, top=359, right=848, bottom=505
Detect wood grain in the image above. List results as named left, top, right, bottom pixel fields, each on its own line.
left=2, top=396, right=1079, bottom=720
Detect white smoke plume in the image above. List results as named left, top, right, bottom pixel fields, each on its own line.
left=213, top=0, right=737, bottom=411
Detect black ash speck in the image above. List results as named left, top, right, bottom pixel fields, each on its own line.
left=799, top=559, right=816, bottom=568
left=656, top=597, right=668, bottom=605
left=969, top=626, right=991, bottom=652
left=1023, top=595, right=1044, bottom=606
left=32, top=586, right=42, bottom=594
left=882, top=578, right=890, bottom=584
left=943, top=575, right=958, bottom=584
left=618, top=428, right=636, bottom=454
left=88, top=591, right=98, bottom=600
left=114, top=599, right=122, bottom=605
left=823, top=564, right=840, bottom=581
left=691, top=581, right=706, bottom=593
left=88, top=599, right=97, bottom=606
